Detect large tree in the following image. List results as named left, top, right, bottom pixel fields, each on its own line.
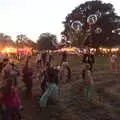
left=0, top=33, right=15, bottom=50
left=37, top=33, right=58, bottom=51
left=62, top=0, right=120, bottom=48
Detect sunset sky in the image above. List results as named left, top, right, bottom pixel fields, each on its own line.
left=0, top=0, right=120, bottom=41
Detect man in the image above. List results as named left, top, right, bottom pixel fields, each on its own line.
left=36, top=52, right=42, bottom=67
left=82, top=49, right=95, bottom=71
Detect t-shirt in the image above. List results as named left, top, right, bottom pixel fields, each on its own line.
left=37, top=54, right=41, bottom=61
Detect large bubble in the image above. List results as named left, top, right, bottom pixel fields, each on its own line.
left=71, top=20, right=83, bottom=32
left=87, top=14, right=98, bottom=25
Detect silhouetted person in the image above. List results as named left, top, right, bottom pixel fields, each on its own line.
left=83, top=50, right=95, bottom=71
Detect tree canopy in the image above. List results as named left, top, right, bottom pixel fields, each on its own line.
left=37, top=33, right=58, bottom=50
left=16, top=34, right=36, bottom=48
left=62, top=0, right=120, bottom=48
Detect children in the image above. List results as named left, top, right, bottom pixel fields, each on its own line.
left=0, top=80, right=21, bottom=120
left=82, top=64, right=94, bottom=102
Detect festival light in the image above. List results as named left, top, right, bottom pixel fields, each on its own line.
left=1, top=47, right=17, bottom=54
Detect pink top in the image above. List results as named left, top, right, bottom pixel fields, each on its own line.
left=0, top=87, right=21, bottom=108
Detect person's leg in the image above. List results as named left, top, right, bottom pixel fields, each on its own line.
left=13, top=108, right=22, bottom=120
left=41, top=80, right=46, bottom=94
left=89, top=63, right=93, bottom=72
left=27, top=79, right=33, bottom=97
left=50, top=84, right=59, bottom=103
left=3, top=108, right=12, bottom=120
left=23, top=78, right=29, bottom=96
left=14, top=78, right=17, bottom=87
left=85, top=84, right=92, bottom=102
left=40, top=86, right=53, bottom=107
left=66, top=65, right=71, bottom=81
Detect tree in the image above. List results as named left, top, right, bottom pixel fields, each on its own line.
left=0, top=33, right=15, bottom=50
left=16, top=34, right=36, bottom=48
left=62, top=0, right=120, bottom=48
left=37, top=33, right=58, bottom=50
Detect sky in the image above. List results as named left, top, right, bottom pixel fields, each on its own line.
left=0, top=0, right=120, bottom=41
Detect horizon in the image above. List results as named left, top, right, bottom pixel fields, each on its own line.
left=0, top=0, right=120, bottom=42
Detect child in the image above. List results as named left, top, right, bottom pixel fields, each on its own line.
left=0, top=80, right=21, bottom=120
left=39, top=66, right=59, bottom=107
left=82, top=64, right=94, bottom=102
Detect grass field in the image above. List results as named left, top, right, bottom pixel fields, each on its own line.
left=1, top=54, right=120, bottom=120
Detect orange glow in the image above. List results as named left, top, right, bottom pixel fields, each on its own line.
left=1, top=47, right=17, bottom=54
left=1, top=47, right=32, bottom=55
left=54, top=47, right=78, bottom=54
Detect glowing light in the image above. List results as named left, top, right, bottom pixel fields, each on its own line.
left=1, top=47, right=17, bottom=54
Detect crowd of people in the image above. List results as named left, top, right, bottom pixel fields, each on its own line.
left=0, top=51, right=72, bottom=120
left=0, top=48, right=118, bottom=120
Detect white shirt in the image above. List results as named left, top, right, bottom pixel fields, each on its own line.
left=37, top=53, right=41, bottom=61
left=110, top=55, right=117, bottom=63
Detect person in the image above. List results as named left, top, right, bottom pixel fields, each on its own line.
left=60, top=51, right=67, bottom=66
left=36, top=52, right=42, bottom=68
left=82, top=64, right=94, bottom=102
left=60, top=51, right=71, bottom=81
left=0, top=58, right=9, bottom=73
left=39, top=64, right=59, bottom=107
left=41, top=52, right=47, bottom=68
left=109, top=54, right=118, bottom=74
left=40, top=62, right=52, bottom=95
left=23, top=56, right=33, bottom=98
left=10, top=63, right=20, bottom=87
left=46, top=52, right=52, bottom=64
left=0, top=80, right=21, bottom=120
left=1, top=60, right=13, bottom=86
left=82, top=49, right=95, bottom=72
